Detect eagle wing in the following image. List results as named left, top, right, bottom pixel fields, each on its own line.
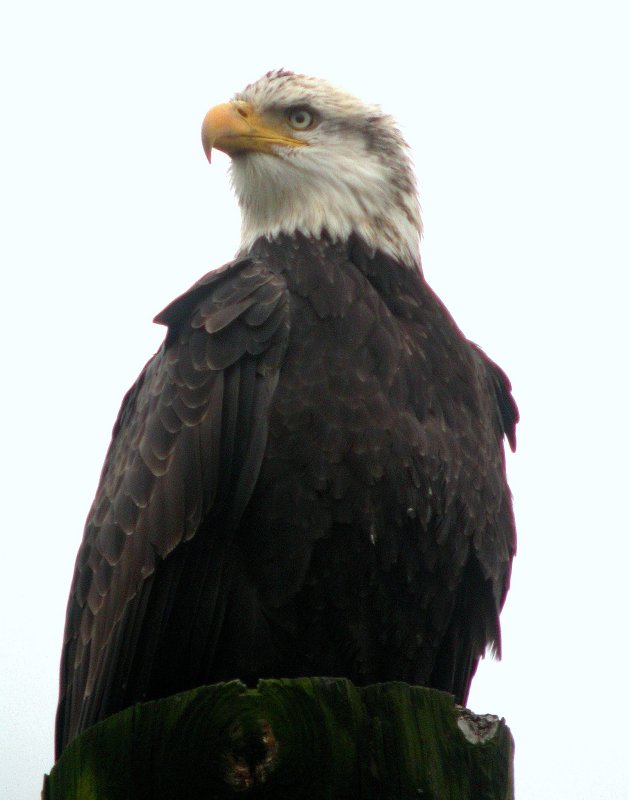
left=56, top=258, right=289, bottom=755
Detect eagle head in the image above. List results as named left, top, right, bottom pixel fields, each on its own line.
left=202, top=69, right=422, bottom=268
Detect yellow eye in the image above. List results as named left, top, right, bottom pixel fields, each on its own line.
left=287, top=108, right=315, bottom=130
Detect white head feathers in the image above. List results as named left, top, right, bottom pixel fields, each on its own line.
left=228, top=70, right=422, bottom=268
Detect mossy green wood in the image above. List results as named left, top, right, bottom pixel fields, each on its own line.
left=43, top=678, right=514, bottom=800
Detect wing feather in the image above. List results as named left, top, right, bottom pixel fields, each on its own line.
left=56, top=259, right=289, bottom=756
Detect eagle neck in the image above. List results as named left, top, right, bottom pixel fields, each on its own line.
left=243, top=232, right=430, bottom=322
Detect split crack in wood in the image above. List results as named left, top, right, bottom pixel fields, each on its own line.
left=223, top=718, right=279, bottom=791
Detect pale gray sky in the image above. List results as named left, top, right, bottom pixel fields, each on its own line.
left=2, top=2, right=628, bottom=798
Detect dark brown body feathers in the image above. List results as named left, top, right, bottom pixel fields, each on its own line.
left=56, top=234, right=516, bottom=756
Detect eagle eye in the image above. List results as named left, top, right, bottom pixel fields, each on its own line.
left=286, top=107, right=316, bottom=131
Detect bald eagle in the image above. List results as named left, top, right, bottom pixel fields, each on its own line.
left=56, top=70, right=517, bottom=757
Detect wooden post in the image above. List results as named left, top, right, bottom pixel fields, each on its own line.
left=43, top=678, right=514, bottom=799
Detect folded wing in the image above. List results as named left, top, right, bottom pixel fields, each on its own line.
left=56, top=259, right=289, bottom=755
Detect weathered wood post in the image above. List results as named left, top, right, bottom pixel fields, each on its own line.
left=43, top=678, right=513, bottom=799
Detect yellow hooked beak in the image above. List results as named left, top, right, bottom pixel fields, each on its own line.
left=201, top=101, right=308, bottom=162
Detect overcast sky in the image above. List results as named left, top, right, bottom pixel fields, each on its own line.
left=2, top=2, right=628, bottom=798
